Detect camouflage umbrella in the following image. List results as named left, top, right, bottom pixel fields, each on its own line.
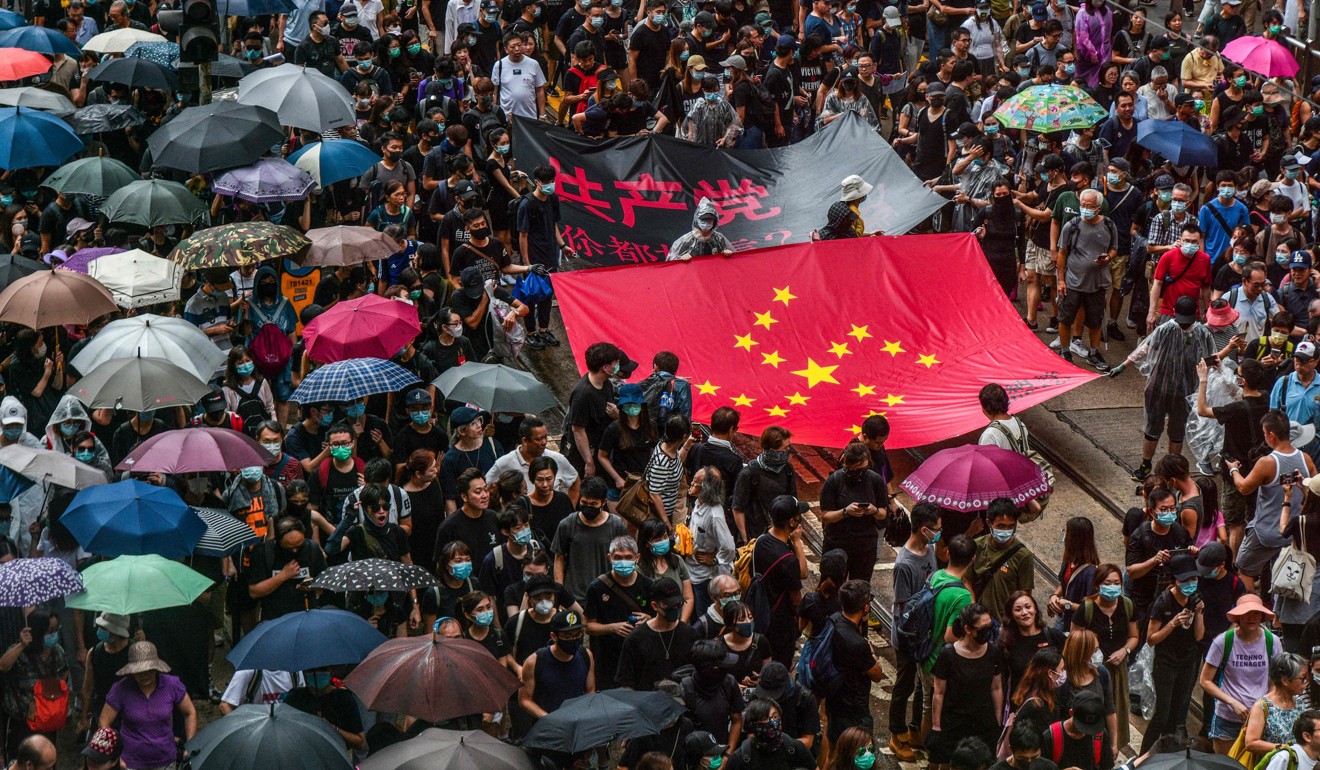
left=168, top=221, right=310, bottom=269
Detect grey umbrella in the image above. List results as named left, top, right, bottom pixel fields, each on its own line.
left=100, top=179, right=207, bottom=227
left=70, top=103, right=144, bottom=134
left=70, top=355, right=212, bottom=412
left=146, top=101, right=284, bottom=174
left=187, top=703, right=354, bottom=770
left=39, top=156, right=138, bottom=196
left=432, top=362, right=557, bottom=415
left=0, top=87, right=75, bottom=116
left=0, top=444, right=106, bottom=489
left=359, top=729, right=535, bottom=770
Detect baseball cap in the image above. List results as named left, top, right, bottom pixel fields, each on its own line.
left=926, top=81, right=946, bottom=96
left=1169, top=552, right=1199, bottom=581
left=459, top=265, right=485, bottom=299
left=1109, top=157, right=1131, bottom=174
left=1039, top=153, right=1065, bottom=172
left=526, top=574, right=560, bottom=598
left=1284, top=153, right=1302, bottom=170
left=694, top=10, right=716, bottom=26
left=449, top=405, right=487, bottom=430
left=770, top=495, right=810, bottom=519
left=0, top=400, right=23, bottom=426
left=882, top=5, right=901, bottom=25
left=951, top=121, right=979, bottom=139
left=687, top=54, right=708, bottom=71
left=754, top=661, right=793, bottom=701
left=1174, top=92, right=1195, bottom=107
left=340, top=1, right=358, bottom=15
left=405, top=389, right=432, bottom=407
left=1290, top=250, right=1313, bottom=270
left=1297, top=339, right=1319, bottom=362
left=616, top=350, right=640, bottom=378
left=1070, top=690, right=1106, bottom=736
left=1148, top=34, right=1171, bottom=49
left=840, top=66, right=859, bottom=83
left=1196, top=541, right=1229, bottom=577
left=1173, top=295, right=1197, bottom=326
left=454, top=179, right=479, bottom=201
left=719, top=54, right=747, bottom=71
left=82, top=727, right=122, bottom=763
left=775, top=33, right=799, bottom=50
left=684, top=732, right=728, bottom=759
left=755, top=10, right=773, bottom=25
left=65, top=217, right=94, bottom=239
left=650, top=578, right=683, bottom=606
left=200, top=390, right=226, bottom=414
left=1250, top=179, right=1275, bottom=199
left=551, top=609, right=584, bottom=632
left=1030, top=2, right=1047, bottom=19
left=1154, top=174, right=1176, bottom=189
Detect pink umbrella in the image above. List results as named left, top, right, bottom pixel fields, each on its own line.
left=899, top=444, right=1049, bottom=511
left=1222, top=35, right=1299, bottom=78
left=116, top=426, right=274, bottom=474
left=303, top=294, right=421, bottom=364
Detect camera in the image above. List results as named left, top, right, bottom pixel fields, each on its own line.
left=1282, top=470, right=1303, bottom=486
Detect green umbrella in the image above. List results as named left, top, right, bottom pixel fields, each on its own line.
left=65, top=554, right=213, bottom=614
left=169, top=221, right=310, bottom=269
left=100, top=179, right=207, bottom=228
left=40, top=155, right=138, bottom=196
left=992, top=83, right=1108, bottom=132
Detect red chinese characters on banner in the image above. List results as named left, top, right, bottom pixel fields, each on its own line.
left=614, top=174, right=685, bottom=227
left=694, top=179, right=783, bottom=225
left=549, top=158, right=614, bottom=223
left=606, top=237, right=669, bottom=264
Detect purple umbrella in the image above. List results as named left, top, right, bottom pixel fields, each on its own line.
left=900, top=444, right=1049, bottom=511
left=0, top=557, right=86, bottom=607
left=57, top=247, right=126, bottom=274
left=213, top=157, right=315, bottom=204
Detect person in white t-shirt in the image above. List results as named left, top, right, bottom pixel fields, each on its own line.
left=493, top=32, right=546, bottom=120
left=977, top=382, right=1028, bottom=451
left=219, top=670, right=304, bottom=713
left=1262, top=709, right=1320, bottom=770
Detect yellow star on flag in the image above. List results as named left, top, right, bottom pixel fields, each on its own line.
left=827, top=341, right=852, bottom=358
left=917, top=353, right=941, bottom=368
left=761, top=351, right=786, bottom=368
left=852, top=383, right=876, bottom=397
left=753, top=311, right=777, bottom=329
left=847, top=324, right=872, bottom=342
left=865, top=410, right=887, bottom=418
left=883, top=393, right=906, bottom=407
left=847, top=425, right=862, bottom=435
left=695, top=380, right=721, bottom=396
left=733, top=333, right=758, bottom=351
left=765, top=405, right=788, bottom=417
left=772, top=286, right=797, bottom=306
left=790, top=358, right=839, bottom=388
left=786, top=392, right=810, bottom=406
left=732, top=393, right=756, bottom=406
left=881, top=340, right=905, bottom=357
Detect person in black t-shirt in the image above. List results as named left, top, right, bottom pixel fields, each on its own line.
left=827, top=580, right=884, bottom=741
left=1203, top=357, right=1266, bottom=542
left=435, top=468, right=502, bottom=566
left=450, top=266, right=528, bottom=362
left=308, top=423, right=362, bottom=523
left=583, top=537, right=653, bottom=690
left=754, top=495, right=807, bottom=668
left=247, top=518, right=326, bottom=621
left=630, top=0, right=674, bottom=89
left=617, top=578, right=699, bottom=690
left=564, top=342, right=622, bottom=476
left=423, top=308, right=477, bottom=376
left=1141, top=553, right=1205, bottom=754
left=818, top=443, right=889, bottom=584
left=1125, top=487, right=1192, bottom=622
left=1041, top=690, right=1113, bottom=770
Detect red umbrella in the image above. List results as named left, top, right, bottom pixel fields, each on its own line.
left=116, top=426, right=274, bottom=474
left=303, top=294, right=421, bottom=364
left=343, top=635, right=519, bottom=723
left=899, top=444, right=1049, bottom=512
left=0, top=49, right=51, bottom=81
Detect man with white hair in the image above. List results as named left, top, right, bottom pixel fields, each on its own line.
left=1056, top=187, right=1119, bottom=370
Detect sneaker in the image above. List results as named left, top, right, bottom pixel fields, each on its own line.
left=1125, top=318, right=1137, bottom=329
left=1060, top=349, right=1074, bottom=363
left=889, top=733, right=917, bottom=763
left=1106, top=321, right=1127, bottom=341
left=1069, top=339, right=1088, bottom=358
left=1024, top=318, right=1038, bottom=331
left=1132, top=460, right=1152, bottom=481
left=525, top=332, right=546, bottom=351
left=541, top=330, right=561, bottom=346
left=1086, top=348, right=1111, bottom=371
left=1044, top=316, right=1059, bottom=333
left=1049, top=336, right=1062, bottom=350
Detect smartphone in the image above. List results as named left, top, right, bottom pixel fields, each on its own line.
left=1202, top=355, right=1218, bottom=369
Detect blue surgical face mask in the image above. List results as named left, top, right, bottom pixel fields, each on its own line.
left=1159, top=190, right=1173, bottom=202
left=1287, top=169, right=1301, bottom=180
left=236, top=361, right=255, bottom=376
left=1181, top=242, right=1199, bottom=255
left=366, top=591, right=389, bottom=606
left=612, top=559, right=636, bottom=577
left=345, top=402, right=365, bottom=418
left=513, top=528, right=533, bottom=545
left=74, top=449, right=95, bottom=463
left=1063, top=63, right=1075, bottom=75
left=411, top=410, right=431, bottom=425
left=991, top=527, right=1015, bottom=543
left=1171, top=200, right=1188, bottom=213
left=1106, top=172, right=1121, bottom=186
left=652, top=12, right=666, bottom=22
left=704, top=92, right=719, bottom=102
left=1, top=426, right=22, bottom=441
left=1156, top=510, right=1178, bottom=527
left=95, top=628, right=111, bottom=643
left=720, top=593, right=740, bottom=607
left=984, top=124, right=999, bottom=135
left=1219, top=186, right=1236, bottom=199
left=1017, top=67, right=1031, bottom=77
left=540, top=183, right=556, bottom=195
left=1098, top=585, right=1122, bottom=600
left=307, top=671, right=332, bottom=689
left=241, top=465, right=264, bottom=481
left=496, top=144, right=511, bottom=154
left=451, top=561, right=473, bottom=581
left=60, top=422, right=79, bottom=437
left=474, top=609, right=495, bottom=626
left=1233, top=253, right=1248, bottom=266
left=622, top=403, right=642, bottom=417
left=1179, top=580, right=1198, bottom=596
left=590, top=14, right=604, bottom=26
left=43, top=632, right=59, bottom=649
left=1078, top=207, right=1096, bottom=219
left=138, top=409, right=155, bottom=422
left=651, top=539, right=671, bottom=555
left=319, top=411, right=335, bottom=427
left=969, top=160, right=984, bottom=172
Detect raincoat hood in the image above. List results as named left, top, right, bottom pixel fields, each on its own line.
left=692, top=198, right=718, bottom=234
left=46, top=395, right=91, bottom=443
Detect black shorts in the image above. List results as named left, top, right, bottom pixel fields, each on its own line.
left=1059, top=287, right=1105, bottom=328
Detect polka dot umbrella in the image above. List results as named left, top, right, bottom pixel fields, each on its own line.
left=310, top=559, right=438, bottom=593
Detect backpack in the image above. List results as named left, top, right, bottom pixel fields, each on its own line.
left=642, top=373, right=679, bottom=427
left=231, top=385, right=270, bottom=432
left=508, top=192, right=533, bottom=226
left=319, top=455, right=365, bottom=488
left=744, top=535, right=795, bottom=634
left=1048, top=721, right=1102, bottom=767
left=893, top=578, right=960, bottom=661
left=1215, top=628, right=1276, bottom=688
left=1253, top=746, right=1300, bottom=770
left=27, top=676, right=67, bottom=732
left=249, top=321, right=293, bottom=378
left=1061, top=212, right=1119, bottom=257
left=796, top=614, right=843, bottom=699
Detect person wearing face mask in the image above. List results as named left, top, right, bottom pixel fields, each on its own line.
left=247, top=516, right=324, bottom=627
left=884, top=504, right=940, bottom=759
left=283, top=402, right=339, bottom=474
left=1001, top=649, right=1067, bottom=754
left=505, top=573, right=565, bottom=672
left=0, top=607, right=67, bottom=758
left=75, top=614, right=131, bottom=741
left=1125, top=486, right=1193, bottom=622
left=818, top=443, right=889, bottom=590
left=679, top=731, right=730, bottom=770
left=1276, top=155, right=1312, bottom=222
left=1199, top=170, right=1252, bottom=265
left=1040, top=690, right=1112, bottom=770
left=518, top=609, right=594, bottom=727
left=927, top=603, right=1003, bottom=770
left=1057, top=630, right=1117, bottom=758
left=1141, top=552, right=1205, bottom=752
left=97, top=642, right=196, bottom=768
left=108, top=407, right=169, bottom=469
left=692, top=575, right=742, bottom=640
left=283, top=666, right=366, bottom=751
left=41, top=395, right=110, bottom=471
left=480, top=507, right=543, bottom=599
left=680, top=74, right=743, bottom=148
left=458, top=590, right=517, bottom=674
left=220, top=345, right=275, bottom=429
left=818, top=580, right=884, bottom=745
left=332, top=3, right=373, bottom=58
left=617, top=578, right=699, bottom=690
left=968, top=498, right=1034, bottom=623
left=183, top=267, right=238, bottom=356
left=291, top=10, right=349, bottom=77
left=724, top=696, right=814, bottom=770
left=668, top=199, right=734, bottom=261
left=582, top=535, right=653, bottom=691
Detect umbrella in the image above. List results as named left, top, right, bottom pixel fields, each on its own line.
left=0, top=26, right=81, bottom=57
left=170, top=221, right=310, bottom=270
left=0, top=87, right=74, bottom=116
left=187, top=702, right=353, bottom=770
left=58, top=247, right=125, bottom=274
left=522, top=690, right=687, bottom=752
left=83, top=28, right=166, bottom=54
left=147, top=101, right=283, bottom=174
left=0, top=444, right=107, bottom=489
left=0, top=269, right=117, bottom=329
left=0, top=557, right=85, bottom=607
left=125, top=40, right=179, bottom=66
left=213, top=157, right=315, bottom=203
left=303, top=294, right=421, bottom=363
left=62, top=479, right=206, bottom=558
left=1136, top=119, right=1218, bottom=168
left=899, top=444, right=1050, bottom=511
left=217, top=0, right=297, bottom=14
left=433, top=362, right=556, bottom=415
left=0, top=467, right=32, bottom=502
left=116, top=426, right=273, bottom=474
left=66, top=554, right=213, bottom=614
left=39, top=156, right=138, bottom=197
left=70, top=103, right=145, bottom=134
left=0, top=254, right=47, bottom=290
left=192, top=507, right=262, bottom=557
left=992, top=83, right=1108, bottom=132
left=86, top=249, right=181, bottom=308
left=358, top=729, right=535, bottom=770
left=0, top=107, right=82, bottom=170
left=236, top=64, right=355, bottom=132
left=0, top=10, right=26, bottom=30
left=310, top=559, right=437, bottom=593
left=89, top=56, right=179, bottom=91
left=179, top=53, right=257, bottom=81
left=100, top=179, right=207, bottom=227
left=71, top=313, right=225, bottom=381
left=288, top=139, right=380, bottom=188
left=1137, top=748, right=1248, bottom=770
left=0, top=48, right=51, bottom=80
left=289, top=357, right=421, bottom=404
left=303, top=226, right=398, bottom=266
left=1222, top=35, right=1300, bottom=78
left=227, top=608, right=388, bottom=671
left=71, top=355, right=212, bottom=412
left=343, top=636, right=519, bottom=723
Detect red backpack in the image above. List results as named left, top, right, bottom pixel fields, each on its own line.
left=28, top=676, right=67, bottom=732
left=1048, top=722, right=1102, bottom=768
left=249, top=322, right=292, bottom=378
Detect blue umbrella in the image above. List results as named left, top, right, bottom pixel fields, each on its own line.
left=227, top=608, right=388, bottom=671
left=63, top=479, right=206, bottom=558
left=289, top=357, right=421, bottom=404
left=0, top=26, right=83, bottom=57
left=0, top=107, right=83, bottom=170
left=288, top=139, right=380, bottom=188
left=1136, top=119, right=1218, bottom=168
left=0, top=10, right=28, bottom=30
left=0, top=466, right=33, bottom=503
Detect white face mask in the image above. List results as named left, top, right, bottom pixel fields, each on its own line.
left=262, top=441, right=282, bottom=456
left=1090, top=649, right=1104, bottom=667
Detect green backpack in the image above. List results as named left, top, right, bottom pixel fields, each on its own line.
left=1252, top=746, right=1298, bottom=770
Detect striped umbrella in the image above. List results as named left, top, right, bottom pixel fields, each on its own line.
left=0, top=557, right=85, bottom=607
left=289, top=357, right=421, bottom=404
left=192, top=507, right=262, bottom=557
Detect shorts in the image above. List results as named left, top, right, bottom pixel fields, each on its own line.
left=1237, top=526, right=1284, bottom=579
left=1143, top=394, right=1190, bottom=443
left=606, top=486, right=621, bottom=502
left=1209, top=712, right=1243, bottom=740
left=1025, top=242, right=1055, bottom=273
left=1221, top=480, right=1248, bottom=526
left=1059, top=287, right=1105, bottom=329
left=1109, top=256, right=1127, bottom=288
left=270, top=368, right=293, bottom=403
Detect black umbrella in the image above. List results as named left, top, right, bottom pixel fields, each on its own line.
left=521, top=690, right=686, bottom=753
left=0, top=254, right=47, bottom=290
left=89, top=57, right=179, bottom=91
left=71, top=103, right=144, bottom=134
left=146, top=101, right=283, bottom=174
left=1136, top=749, right=1250, bottom=770
left=186, top=702, right=354, bottom=770
left=176, top=54, right=256, bottom=81
left=310, top=558, right=437, bottom=592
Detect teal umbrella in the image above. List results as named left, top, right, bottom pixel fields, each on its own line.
left=40, top=155, right=139, bottom=196
left=100, top=179, right=207, bottom=227
left=65, top=554, right=214, bottom=614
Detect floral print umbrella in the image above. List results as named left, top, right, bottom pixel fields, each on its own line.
left=169, top=221, right=310, bottom=269
left=992, top=83, right=1108, bottom=132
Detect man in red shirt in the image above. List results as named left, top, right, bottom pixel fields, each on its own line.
left=1148, top=221, right=1212, bottom=328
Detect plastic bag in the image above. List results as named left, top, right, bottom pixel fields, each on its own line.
left=1184, top=359, right=1242, bottom=468
left=513, top=272, right=554, bottom=307
left=1129, top=643, right=1156, bottom=720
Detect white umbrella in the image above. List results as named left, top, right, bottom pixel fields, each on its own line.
left=0, top=88, right=75, bottom=117
left=0, top=444, right=106, bottom=489
left=82, top=28, right=166, bottom=54
left=86, top=249, right=180, bottom=309
left=236, top=63, right=354, bottom=132
left=70, top=314, right=226, bottom=381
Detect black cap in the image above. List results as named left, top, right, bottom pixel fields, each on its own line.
left=770, top=495, right=810, bottom=520
left=754, top=661, right=792, bottom=702
left=1148, top=34, right=1171, bottom=50
left=1169, top=552, right=1199, bottom=581
left=405, top=389, right=432, bottom=406
left=1071, top=690, right=1106, bottom=736
left=1174, top=295, right=1197, bottom=326
left=650, top=578, right=683, bottom=606
left=1040, top=153, right=1065, bottom=172
left=694, top=9, right=716, bottom=25
left=454, top=179, right=479, bottom=201
left=459, top=265, right=485, bottom=299
left=201, top=390, right=226, bottom=414
left=527, top=574, right=560, bottom=597
left=616, top=350, right=640, bottom=378
left=840, top=66, right=859, bottom=83
left=951, top=120, right=980, bottom=139
left=1197, top=542, right=1230, bottom=576
left=683, top=732, right=728, bottom=759
left=551, top=609, right=585, bottom=632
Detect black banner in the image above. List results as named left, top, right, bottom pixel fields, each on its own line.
left=510, top=113, right=945, bottom=267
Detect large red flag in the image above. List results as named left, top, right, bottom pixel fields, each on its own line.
left=552, top=233, right=1098, bottom=449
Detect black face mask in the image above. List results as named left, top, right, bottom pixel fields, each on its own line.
left=580, top=504, right=603, bottom=520
left=258, top=282, right=277, bottom=300
left=973, top=627, right=993, bottom=644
